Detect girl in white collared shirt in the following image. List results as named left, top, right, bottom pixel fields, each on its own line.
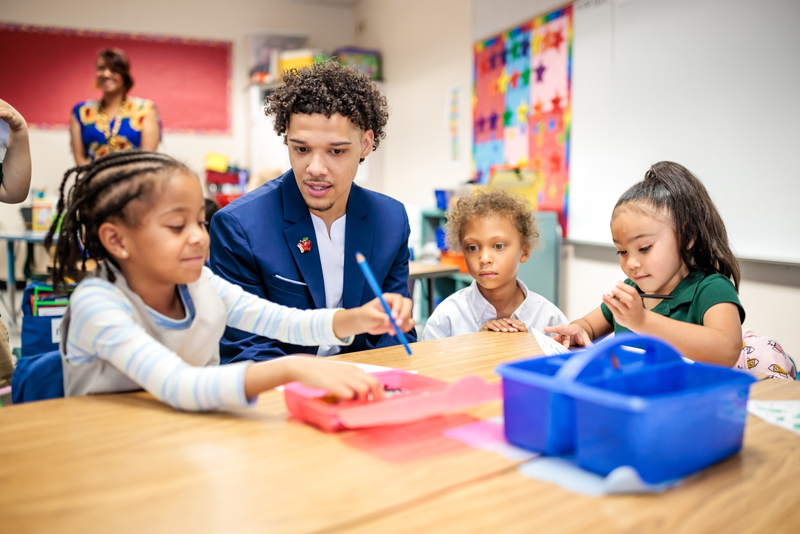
left=422, top=188, right=567, bottom=340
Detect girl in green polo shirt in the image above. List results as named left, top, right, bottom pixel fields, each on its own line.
left=546, top=161, right=746, bottom=366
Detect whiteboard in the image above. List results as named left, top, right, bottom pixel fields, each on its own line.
left=568, top=0, right=800, bottom=263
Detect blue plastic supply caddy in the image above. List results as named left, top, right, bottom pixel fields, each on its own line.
left=496, top=334, right=757, bottom=483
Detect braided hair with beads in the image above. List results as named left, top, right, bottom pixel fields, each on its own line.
left=45, top=150, right=190, bottom=289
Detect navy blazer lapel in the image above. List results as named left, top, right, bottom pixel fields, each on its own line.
left=343, top=184, right=374, bottom=309
left=282, top=173, right=326, bottom=309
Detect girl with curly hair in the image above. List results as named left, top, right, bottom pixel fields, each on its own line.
left=422, top=187, right=567, bottom=340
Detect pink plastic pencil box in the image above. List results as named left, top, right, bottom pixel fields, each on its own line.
left=284, top=370, right=501, bottom=432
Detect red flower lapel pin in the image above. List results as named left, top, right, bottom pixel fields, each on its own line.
left=297, top=237, right=312, bottom=254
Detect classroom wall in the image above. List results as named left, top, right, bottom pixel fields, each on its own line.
left=352, top=0, right=474, bottom=206
left=3, top=0, right=799, bottom=356
left=0, top=0, right=356, bottom=279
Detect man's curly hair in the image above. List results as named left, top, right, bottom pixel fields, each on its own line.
left=445, top=187, right=539, bottom=252
left=264, top=61, right=388, bottom=162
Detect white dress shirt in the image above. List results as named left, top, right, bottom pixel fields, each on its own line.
left=311, top=213, right=346, bottom=356
left=421, top=279, right=568, bottom=340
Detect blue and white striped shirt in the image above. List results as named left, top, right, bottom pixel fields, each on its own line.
left=65, top=267, right=352, bottom=411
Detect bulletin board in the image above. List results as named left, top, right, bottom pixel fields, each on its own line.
left=473, top=6, right=572, bottom=235
left=0, top=22, right=232, bottom=134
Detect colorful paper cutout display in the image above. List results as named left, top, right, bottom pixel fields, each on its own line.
left=473, top=6, right=572, bottom=235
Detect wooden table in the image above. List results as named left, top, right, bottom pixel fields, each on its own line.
left=0, top=332, right=540, bottom=533
left=341, top=378, right=800, bottom=534
left=408, top=260, right=461, bottom=317
left=1, top=333, right=799, bottom=534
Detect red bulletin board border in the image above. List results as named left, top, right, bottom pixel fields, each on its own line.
left=0, top=22, right=233, bottom=134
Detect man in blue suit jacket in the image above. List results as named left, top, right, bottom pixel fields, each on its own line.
left=210, top=61, right=416, bottom=363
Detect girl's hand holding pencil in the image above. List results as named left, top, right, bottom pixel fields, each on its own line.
left=602, top=282, right=646, bottom=330
left=333, top=294, right=415, bottom=338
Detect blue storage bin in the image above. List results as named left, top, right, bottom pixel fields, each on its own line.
left=435, top=227, right=447, bottom=250
left=497, top=334, right=757, bottom=483
left=497, top=345, right=649, bottom=455
left=434, top=190, right=451, bottom=211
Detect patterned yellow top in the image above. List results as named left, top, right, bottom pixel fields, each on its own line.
left=72, top=97, right=161, bottom=161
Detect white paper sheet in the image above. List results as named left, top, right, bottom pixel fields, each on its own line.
left=747, top=400, right=800, bottom=435
left=531, top=328, right=571, bottom=356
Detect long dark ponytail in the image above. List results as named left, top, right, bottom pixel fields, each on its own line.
left=612, top=161, right=740, bottom=291
left=45, top=150, right=189, bottom=289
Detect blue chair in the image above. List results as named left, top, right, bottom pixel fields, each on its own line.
left=11, top=350, right=64, bottom=403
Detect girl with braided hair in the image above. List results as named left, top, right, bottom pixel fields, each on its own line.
left=546, top=161, right=748, bottom=366
left=43, top=150, right=414, bottom=410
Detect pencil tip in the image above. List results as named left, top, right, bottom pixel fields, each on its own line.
left=355, top=252, right=365, bottom=262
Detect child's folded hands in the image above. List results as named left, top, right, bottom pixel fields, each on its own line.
left=481, top=318, right=527, bottom=333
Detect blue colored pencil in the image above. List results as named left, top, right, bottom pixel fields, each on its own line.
left=355, top=252, right=413, bottom=355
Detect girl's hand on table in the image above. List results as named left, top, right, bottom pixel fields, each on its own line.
left=285, top=357, right=384, bottom=400
left=245, top=356, right=384, bottom=401
left=544, top=324, right=593, bottom=348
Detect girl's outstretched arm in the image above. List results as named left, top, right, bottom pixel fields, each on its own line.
left=208, top=267, right=413, bottom=347
left=68, top=279, right=383, bottom=410
left=243, top=356, right=383, bottom=400
left=332, top=293, right=414, bottom=339
left=604, top=282, right=741, bottom=365
left=0, top=99, right=31, bottom=204
left=545, top=306, right=612, bottom=348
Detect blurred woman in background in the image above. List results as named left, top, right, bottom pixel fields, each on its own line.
left=69, top=48, right=160, bottom=165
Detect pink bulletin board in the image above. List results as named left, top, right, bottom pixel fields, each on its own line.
left=473, top=6, right=573, bottom=235
left=0, top=22, right=232, bottom=134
